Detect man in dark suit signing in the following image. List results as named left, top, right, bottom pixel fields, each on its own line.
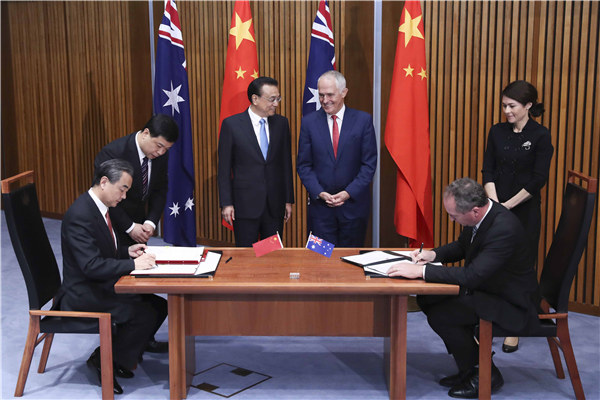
left=388, top=178, right=541, bottom=398
left=297, top=70, right=377, bottom=247
left=94, top=114, right=179, bottom=246
left=218, top=76, right=294, bottom=247
left=56, top=159, right=167, bottom=394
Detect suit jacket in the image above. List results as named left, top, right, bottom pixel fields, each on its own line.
left=425, top=201, right=540, bottom=333
left=217, top=110, right=294, bottom=219
left=56, top=192, right=138, bottom=324
left=297, top=107, right=377, bottom=220
left=94, top=132, right=169, bottom=233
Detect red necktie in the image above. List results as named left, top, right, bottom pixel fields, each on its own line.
left=332, top=115, right=339, bottom=158
left=105, top=211, right=116, bottom=250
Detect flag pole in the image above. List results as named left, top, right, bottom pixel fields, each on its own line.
left=148, top=0, right=156, bottom=107
left=148, top=0, right=162, bottom=237
left=372, top=0, right=383, bottom=247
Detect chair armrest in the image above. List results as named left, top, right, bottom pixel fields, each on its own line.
left=29, top=309, right=111, bottom=320
left=538, top=313, right=568, bottom=319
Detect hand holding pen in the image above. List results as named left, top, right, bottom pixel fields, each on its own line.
left=410, top=243, right=435, bottom=264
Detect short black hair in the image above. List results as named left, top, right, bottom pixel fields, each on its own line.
left=92, top=159, right=134, bottom=186
left=502, top=80, right=545, bottom=118
left=143, top=114, right=179, bottom=143
left=444, top=178, right=488, bottom=213
left=247, top=76, right=279, bottom=102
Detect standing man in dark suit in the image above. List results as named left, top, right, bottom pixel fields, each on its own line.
left=388, top=178, right=541, bottom=398
left=94, top=114, right=179, bottom=246
left=297, top=70, right=377, bottom=247
left=56, top=159, right=167, bottom=394
left=218, top=76, right=294, bottom=247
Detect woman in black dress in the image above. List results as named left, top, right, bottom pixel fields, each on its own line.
left=482, top=80, right=554, bottom=353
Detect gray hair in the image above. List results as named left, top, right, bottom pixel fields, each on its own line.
left=93, top=159, right=134, bottom=186
left=443, top=178, right=488, bottom=213
left=318, top=70, right=346, bottom=92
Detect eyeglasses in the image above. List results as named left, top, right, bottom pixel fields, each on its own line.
left=260, top=95, right=282, bottom=104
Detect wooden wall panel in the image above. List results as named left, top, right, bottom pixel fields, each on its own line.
left=2, top=1, right=598, bottom=313
left=415, top=1, right=599, bottom=313
left=2, top=1, right=152, bottom=216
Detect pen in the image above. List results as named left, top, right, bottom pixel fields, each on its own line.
left=414, top=242, right=424, bottom=264
left=225, top=257, right=233, bottom=264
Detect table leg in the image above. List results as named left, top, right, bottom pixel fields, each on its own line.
left=168, top=294, right=187, bottom=400
left=389, top=295, right=407, bottom=400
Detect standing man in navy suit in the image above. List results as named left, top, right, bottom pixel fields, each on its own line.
left=218, top=77, right=294, bottom=247
left=297, top=70, right=378, bottom=247
left=95, top=114, right=179, bottom=247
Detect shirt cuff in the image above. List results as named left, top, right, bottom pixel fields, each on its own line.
left=143, top=220, right=156, bottom=230
left=422, top=265, right=427, bottom=280
left=125, top=223, right=135, bottom=233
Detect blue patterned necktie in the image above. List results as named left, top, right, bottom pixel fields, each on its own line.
left=141, top=156, right=149, bottom=198
left=471, top=225, right=478, bottom=242
left=259, top=118, right=268, bottom=160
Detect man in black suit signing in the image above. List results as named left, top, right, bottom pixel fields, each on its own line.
left=95, top=114, right=179, bottom=246
left=56, top=159, right=167, bottom=394
left=218, top=77, right=294, bottom=246
left=388, top=178, right=540, bottom=399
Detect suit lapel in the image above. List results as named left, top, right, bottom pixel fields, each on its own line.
left=465, top=202, right=498, bottom=264
left=317, top=111, right=336, bottom=162
left=240, top=112, right=265, bottom=161
left=336, top=107, right=354, bottom=161
left=85, top=193, right=118, bottom=255
left=266, top=116, right=280, bottom=161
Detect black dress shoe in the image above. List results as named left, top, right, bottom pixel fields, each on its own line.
left=448, top=364, right=504, bottom=399
left=114, top=363, right=134, bottom=379
left=86, top=350, right=124, bottom=395
left=502, top=337, right=519, bottom=353
left=439, top=373, right=463, bottom=388
left=145, top=339, right=168, bottom=353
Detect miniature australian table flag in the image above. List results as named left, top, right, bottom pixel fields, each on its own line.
left=306, top=232, right=334, bottom=257
left=252, top=233, right=284, bottom=257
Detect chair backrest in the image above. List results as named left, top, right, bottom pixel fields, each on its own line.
left=540, top=170, right=597, bottom=313
left=1, top=171, right=62, bottom=310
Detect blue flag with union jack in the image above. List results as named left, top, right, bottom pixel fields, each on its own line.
left=306, top=233, right=335, bottom=257
left=154, top=0, right=196, bottom=246
left=302, top=0, right=335, bottom=116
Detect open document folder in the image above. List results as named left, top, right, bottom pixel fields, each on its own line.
left=341, top=250, right=442, bottom=277
left=131, top=246, right=222, bottom=277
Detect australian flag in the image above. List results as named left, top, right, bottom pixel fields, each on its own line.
left=302, top=0, right=335, bottom=116
left=154, top=0, right=196, bottom=246
left=306, top=233, right=335, bottom=258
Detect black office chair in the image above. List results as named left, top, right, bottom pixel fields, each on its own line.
left=2, top=171, right=115, bottom=399
left=478, top=170, right=596, bottom=400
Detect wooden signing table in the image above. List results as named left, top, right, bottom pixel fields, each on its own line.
left=115, top=248, right=458, bottom=400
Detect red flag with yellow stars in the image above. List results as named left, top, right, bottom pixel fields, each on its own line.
left=384, top=0, right=434, bottom=247
left=219, top=0, right=259, bottom=230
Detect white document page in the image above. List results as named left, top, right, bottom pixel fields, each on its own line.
left=194, top=251, right=222, bottom=275
left=342, top=250, right=410, bottom=266
left=145, top=246, right=205, bottom=263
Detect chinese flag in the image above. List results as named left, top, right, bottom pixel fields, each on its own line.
left=252, top=233, right=284, bottom=257
left=384, top=0, right=434, bottom=247
left=219, top=0, right=259, bottom=230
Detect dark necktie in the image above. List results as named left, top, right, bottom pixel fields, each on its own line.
left=471, top=225, right=478, bottom=242
left=105, top=211, right=116, bottom=250
left=332, top=115, right=339, bottom=158
left=141, top=156, right=149, bottom=198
